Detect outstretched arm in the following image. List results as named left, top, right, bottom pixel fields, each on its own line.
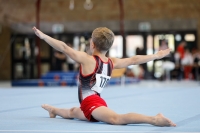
left=111, top=49, right=171, bottom=69
left=32, top=27, right=88, bottom=64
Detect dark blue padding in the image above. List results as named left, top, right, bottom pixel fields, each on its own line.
left=12, top=71, right=140, bottom=87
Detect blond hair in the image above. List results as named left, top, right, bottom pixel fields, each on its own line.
left=92, top=27, right=114, bottom=52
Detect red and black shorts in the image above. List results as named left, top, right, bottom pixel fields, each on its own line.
left=80, top=94, right=107, bottom=122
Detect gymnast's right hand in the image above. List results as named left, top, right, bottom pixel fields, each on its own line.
left=32, top=27, right=46, bottom=40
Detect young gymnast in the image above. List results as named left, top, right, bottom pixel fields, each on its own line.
left=33, top=27, right=176, bottom=127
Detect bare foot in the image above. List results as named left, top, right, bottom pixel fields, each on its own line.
left=41, top=104, right=56, bottom=118
left=154, top=113, right=176, bottom=127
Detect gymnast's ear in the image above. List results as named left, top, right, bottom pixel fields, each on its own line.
left=90, top=40, right=95, bottom=49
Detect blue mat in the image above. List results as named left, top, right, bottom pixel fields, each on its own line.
left=1, top=81, right=200, bottom=132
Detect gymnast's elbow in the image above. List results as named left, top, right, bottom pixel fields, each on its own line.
left=61, top=43, right=70, bottom=54
left=130, top=56, right=139, bottom=65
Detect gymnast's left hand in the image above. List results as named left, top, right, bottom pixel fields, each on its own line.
left=155, top=48, right=171, bottom=59
left=32, top=27, right=46, bottom=40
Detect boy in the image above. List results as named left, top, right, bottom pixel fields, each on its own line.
left=33, top=27, right=176, bottom=126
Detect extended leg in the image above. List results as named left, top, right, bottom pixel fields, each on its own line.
left=92, top=106, right=176, bottom=126
left=41, top=104, right=87, bottom=121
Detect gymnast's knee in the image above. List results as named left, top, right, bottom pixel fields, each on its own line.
left=108, top=114, right=121, bottom=125
left=69, top=107, right=78, bottom=118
